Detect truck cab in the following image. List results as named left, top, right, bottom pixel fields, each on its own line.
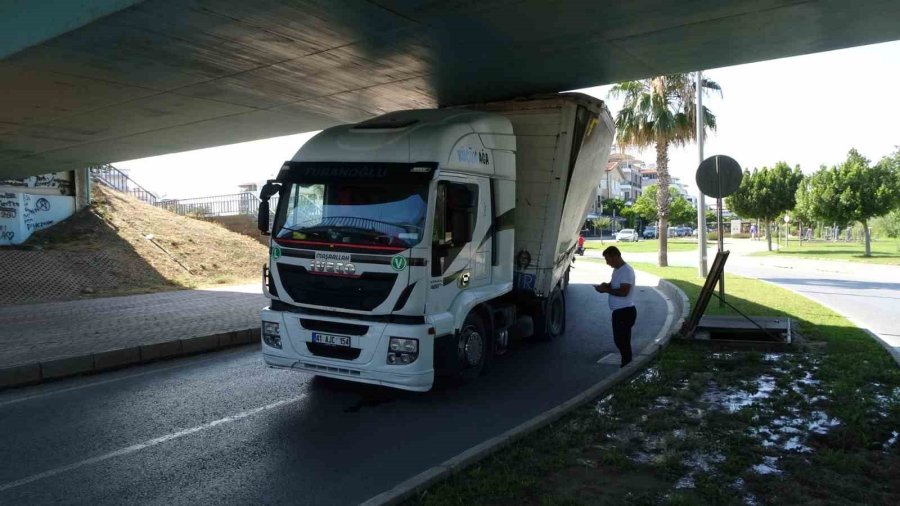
left=259, top=110, right=516, bottom=391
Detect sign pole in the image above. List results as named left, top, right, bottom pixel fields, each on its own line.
left=716, top=157, right=725, bottom=306
left=695, top=153, right=742, bottom=309
left=717, top=197, right=725, bottom=305
left=696, top=71, right=708, bottom=277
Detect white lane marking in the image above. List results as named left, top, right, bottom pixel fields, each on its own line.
left=596, top=353, right=619, bottom=365
left=0, top=394, right=305, bottom=493
left=0, top=347, right=254, bottom=408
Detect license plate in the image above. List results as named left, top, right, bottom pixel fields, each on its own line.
left=312, top=332, right=351, bottom=347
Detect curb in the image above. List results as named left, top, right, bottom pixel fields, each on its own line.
left=361, top=273, right=689, bottom=506
left=0, top=328, right=261, bottom=390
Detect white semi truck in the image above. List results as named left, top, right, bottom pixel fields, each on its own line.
left=257, top=93, right=615, bottom=391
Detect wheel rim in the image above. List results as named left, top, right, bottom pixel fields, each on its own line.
left=458, top=325, right=484, bottom=368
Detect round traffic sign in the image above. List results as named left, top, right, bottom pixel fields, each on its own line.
left=696, top=155, right=743, bottom=198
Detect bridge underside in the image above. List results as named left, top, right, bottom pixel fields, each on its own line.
left=2, top=0, right=900, bottom=179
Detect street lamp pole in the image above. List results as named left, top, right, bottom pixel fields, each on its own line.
left=696, top=70, right=708, bottom=277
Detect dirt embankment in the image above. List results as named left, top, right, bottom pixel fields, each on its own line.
left=0, top=185, right=269, bottom=305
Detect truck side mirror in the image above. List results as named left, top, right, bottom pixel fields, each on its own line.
left=258, top=200, right=270, bottom=235
left=258, top=181, right=280, bottom=235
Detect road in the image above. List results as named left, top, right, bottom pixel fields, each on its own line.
left=0, top=265, right=668, bottom=505
left=588, top=238, right=900, bottom=361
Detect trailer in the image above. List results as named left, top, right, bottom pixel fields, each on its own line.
left=258, top=93, right=614, bottom=391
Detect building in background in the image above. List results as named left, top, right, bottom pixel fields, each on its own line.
left=593, top=152, right=644, bottom=214
left=639, top=164, right=698, bottom=207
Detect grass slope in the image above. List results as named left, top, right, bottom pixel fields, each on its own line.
left=10, top=185, right=268, bottom=300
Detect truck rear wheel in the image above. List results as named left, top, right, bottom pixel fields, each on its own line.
left=535, top=287, right=566, bottom=341
left=456, top=312, right=488, bottom=382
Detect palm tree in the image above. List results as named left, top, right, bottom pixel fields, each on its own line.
left=608, top=74, right=720, bottom=266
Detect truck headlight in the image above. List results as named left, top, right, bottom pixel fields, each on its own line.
left=262, top=321, right=281, bottom=349
left=387, top=337, right=418, bottom=365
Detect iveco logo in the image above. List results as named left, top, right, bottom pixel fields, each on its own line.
left=310, top=260, right=357, bottom=276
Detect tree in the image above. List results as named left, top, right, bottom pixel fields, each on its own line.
left=792, top=175, right=818, bottom=241
left=599, top=197, right=627, bottom=216
left=632, top=184, right=695, bottom=231
left=599, top=197, right=630, bottom=233
left=609, top=74, right=720, bottom=266
left=727, top=162, right=803, bottom=251
left=802, top=149, right=900, bottom=256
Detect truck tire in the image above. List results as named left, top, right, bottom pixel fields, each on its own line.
left=456, top=311, right=489, bottom=382
left=535, top=287, right=566, bottom=341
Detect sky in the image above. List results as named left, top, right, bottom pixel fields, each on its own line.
left=116, top=39, right=900, bottom=200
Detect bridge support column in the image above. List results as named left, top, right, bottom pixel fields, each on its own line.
left=74, top=167, right=91, bottom=211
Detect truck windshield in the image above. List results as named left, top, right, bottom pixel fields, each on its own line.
left=274, top=182, right=428, bottom=250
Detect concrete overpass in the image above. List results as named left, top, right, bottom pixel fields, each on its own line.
left=3, top=0, right=900, bottom=179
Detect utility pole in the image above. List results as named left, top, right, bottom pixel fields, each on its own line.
left=696, top=71, right=708, bottom=277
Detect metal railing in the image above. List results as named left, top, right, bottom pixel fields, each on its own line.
left=90, top=164, right=159, bottom=205
left=154, top=193, right=278, bottom=218
left=88, top=163, right=299, bottom=221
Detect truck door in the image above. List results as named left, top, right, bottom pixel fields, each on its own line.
left=427, top=176, right=489, bottom=314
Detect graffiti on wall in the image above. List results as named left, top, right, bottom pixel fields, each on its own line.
left=1, top=191, right=17, bottom=219
left=0, top=172, right=73, bottom=195
left=0, top=191, right=74, bottom=245
left=23, top=195, right=57, bottom=232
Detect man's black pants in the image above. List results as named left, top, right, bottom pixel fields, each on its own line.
left=611, top=306, right=637, bottom=366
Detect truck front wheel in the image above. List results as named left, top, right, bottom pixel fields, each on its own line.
left=456, top=312, right=488, bottom=382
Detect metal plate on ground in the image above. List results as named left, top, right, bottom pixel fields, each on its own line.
left=695, top=315, right=792, bottom=349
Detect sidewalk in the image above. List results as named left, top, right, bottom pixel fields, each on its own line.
left=0, top=284, right=265, bottom=389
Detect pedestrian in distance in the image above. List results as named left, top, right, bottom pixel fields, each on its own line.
left=750, top=223, right=758, bottom=240
left=594, top=246, right=637, bottom=367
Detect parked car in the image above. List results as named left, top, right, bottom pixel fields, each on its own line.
left=615, top=228, right=639, bottom=242
left=642, top=226, right=657, bottom=239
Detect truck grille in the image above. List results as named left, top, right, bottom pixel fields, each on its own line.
left=277, top=264, right=396, bottom=311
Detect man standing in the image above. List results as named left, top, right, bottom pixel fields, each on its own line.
left=594, top=246, right=637, bottom=367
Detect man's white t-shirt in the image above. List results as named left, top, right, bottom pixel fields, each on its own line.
left=608, top=263, right=636, bottom=310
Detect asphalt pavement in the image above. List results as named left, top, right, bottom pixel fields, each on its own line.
left=0, top=263, right=678, bottom=505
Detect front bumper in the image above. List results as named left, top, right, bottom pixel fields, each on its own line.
left=261, top=308, right=434, bottom=392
